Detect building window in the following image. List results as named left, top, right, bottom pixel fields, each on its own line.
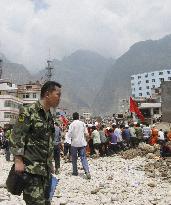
left=167, top=71, right=170, bottom=74
left=155, top=89, right=159, bottom=93
left=159, top=72, right=163, bottom=75
left=4, top=100, right=11, bottom=107
left=23, top=93, right=30, bottom=98
left=152, top=85, right=155, bottom=88
left=133, top=88, right=135, bottom=91
left=33, top=93, right=37, bottom=98
left=168, top=77, right=171, bottom=80
left=139, top=87, right=142, bottom=90
left=151, top=73, right=154, bottom=76
left=146, top=80, right=149, bottom=83
left=159, top=78, right=164, bottom=82
left=138, top=76, right=141, bottom=79
left=146, top=92, right=150, bottom=95
left=131, top=77, right=134, bottom=80
left=145, top=74, right=148, bottom=78
left=4, top=100, right=20, bottom=109
left=154, top=108, right=159, bottom=114
left=152, top=79, right=155, bottom=82
left=7, top=82, right=12, bottom=87
left=138, top=81, right=141, bottom=85
left=146, top=86, right=149, bottom=89
left=131, top=83, right=134, bottom=86
left=139, top=93, right=142, bottom=96
left=26, top=86, right=32, bottom=90
left=4, top=112, right=11, bottom=118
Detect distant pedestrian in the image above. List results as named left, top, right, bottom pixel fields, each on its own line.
left=167, top=128, right=171, bottom=141
left=142, top=123, right=151, bottom=144
left=135, top=123, right=143, bottom=145
left=158, top=129, right=165, bottom=144
left=91, top=126, right=101, bottom=158
left=99, top=125, right=108, bottom=156
left=63, top=128, right=71, bottom=163
left=54, top=122, right=62, bottom=175
left=109, top=128, right=118, bottom=154
left=150, top=124, right=158, bottom=145
left=114, top=125, right=124, bottom=151
left=122, top=125, right=131, bottom=148
left=68, top=112, right=91, bottom=179
left=129, top=124, right=137, bottom=148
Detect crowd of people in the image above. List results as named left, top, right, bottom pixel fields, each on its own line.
left=60, top=121, right=171, bottom=159
left=0, top=80, right=171, bottom=205
left=51, top=118, right=171, bottom=181
left=1, top=117, right=171, bottom=164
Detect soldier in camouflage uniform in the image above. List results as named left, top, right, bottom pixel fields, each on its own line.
left=10, top=81, right=62, bottom=205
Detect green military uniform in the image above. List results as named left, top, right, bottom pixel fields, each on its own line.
left=10, top=101, right=55, bottom=205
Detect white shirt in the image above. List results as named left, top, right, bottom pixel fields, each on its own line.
left=68, top=120, right=88, bottom=147
left=114, top=128, right=123, bottom=142
left=64, top=132, right=71, bottom=144
left=158, top=130, right=165, bottom=140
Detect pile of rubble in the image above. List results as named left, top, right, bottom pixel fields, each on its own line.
left=120, top=143, right=160, bottom=160
left=144, top=157, right=171, bottom=183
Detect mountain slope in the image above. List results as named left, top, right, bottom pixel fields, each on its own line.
left=36, top=50, right=115, bottom=114
left=0, top=53, right=33, bottom=84
left=93, top=34, right=171, bottom=115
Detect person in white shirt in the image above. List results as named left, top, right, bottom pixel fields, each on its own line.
left=68, top=112, right=91, bottom=179
left=64, top=129, right=71, bottom=163
left=158, top=129, right=165, bottom=144
left=113, top=124, right=124, bottom=151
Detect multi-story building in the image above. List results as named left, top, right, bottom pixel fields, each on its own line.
left=131, top=69, right=171, bottom=98
left=17, top=81, right=41, bottom=105
left=0, top=80, right=42, bottom=128
left=0, top=79, right=23, bottom=128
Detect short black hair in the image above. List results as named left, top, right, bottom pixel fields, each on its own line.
left=92, top=125, right=96, bottom=130
left=41, top=81, right=61, bottom=98
left=73, top=112, right=79, bottom=120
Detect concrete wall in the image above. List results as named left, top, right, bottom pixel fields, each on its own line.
left=161, top=81, right=171, bottom=122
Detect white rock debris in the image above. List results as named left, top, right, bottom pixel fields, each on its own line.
left=0, top=150, right=170, bottom=205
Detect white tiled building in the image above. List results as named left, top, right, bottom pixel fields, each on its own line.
left=0, top=80, right=42, bottom=128
left=0, top=79, right=23, bottom=128
left=131, top=69, right=171, bottom=98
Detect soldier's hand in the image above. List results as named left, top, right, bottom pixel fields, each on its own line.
left=15, top=156, right=25, bottom=173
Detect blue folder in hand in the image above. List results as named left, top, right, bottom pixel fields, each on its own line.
left=49, top=175, right=59, bottom=201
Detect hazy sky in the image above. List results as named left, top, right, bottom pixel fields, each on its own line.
left=0, top=0, right=171, bottom=71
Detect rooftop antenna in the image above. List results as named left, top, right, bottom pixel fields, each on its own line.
left=45, top=48, right=54, bottom=81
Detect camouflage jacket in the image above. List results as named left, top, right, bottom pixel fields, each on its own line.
left=10, top=101, right=55, bottom=176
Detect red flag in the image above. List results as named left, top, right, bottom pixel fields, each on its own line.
left=130, top=97, right=144, bottom=122
left=60, top=115, right=69, bottom=126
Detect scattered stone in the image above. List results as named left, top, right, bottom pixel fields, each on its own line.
left=107, top=175, right=113, bottom=180
left=147, top=182, right=156, bottom=187
left=111, top=196, right=119, bottom=202
left=146, top=153, right=156, bottom=159
left=91, top=188, right=100, bottom=194
left=0, top=148, right=170, bottom=205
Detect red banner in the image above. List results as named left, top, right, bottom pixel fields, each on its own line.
left=130, top=97, right=144, bottom=122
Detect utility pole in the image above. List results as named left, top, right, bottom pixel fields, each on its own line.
left=45, top=60, right=54, bottom=81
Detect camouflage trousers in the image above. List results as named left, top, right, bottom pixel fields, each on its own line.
left=23, top=173, right=51, bottom=205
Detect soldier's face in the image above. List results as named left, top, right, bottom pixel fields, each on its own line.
left=48, top=86, right=61, bottom=108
